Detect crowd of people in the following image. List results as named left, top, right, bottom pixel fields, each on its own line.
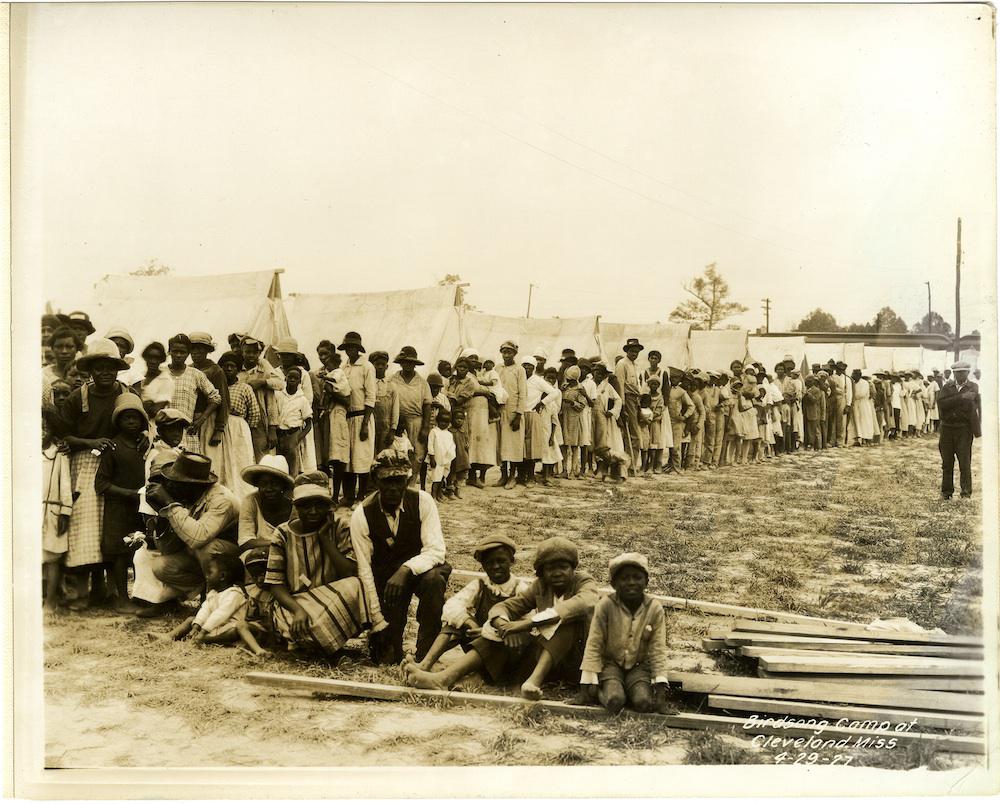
left=38, top=310, right=983, bottom=710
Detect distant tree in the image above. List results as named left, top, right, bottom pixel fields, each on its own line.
left=131, top=259, right=172, bottom=277
left=872, top=306, right=908, bottom=334
left=668, top=263, right=748, bottom=330
left=911, top=311, right=953, bottom=335
left=845, top=321, right=874, bottom=334
left=794, top=308, right=841, bottom=332
left=437, top=274, right=477, bottom=312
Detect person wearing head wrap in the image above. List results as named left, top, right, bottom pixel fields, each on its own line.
left=264, top=477, right=372, bottom=656
left=849, top=369, right=876, bottom=445
left=495, top=341, right=527, bottom=489
left=560, top=364, right=589, bottom=478
left=405, top=536, right=599, bottom=701
left=350, top=448, right=451, bottom=664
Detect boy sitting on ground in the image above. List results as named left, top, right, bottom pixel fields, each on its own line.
left=410, top=536, right=530, bottom=671
left=404, top=536, right=599, bottom=701
left=576, top=552, right=671, bottom=714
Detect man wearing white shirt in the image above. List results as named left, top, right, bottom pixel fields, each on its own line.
left=351, top=448, right=451, bottom=665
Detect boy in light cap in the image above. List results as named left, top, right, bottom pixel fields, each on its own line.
left=578, top=552, right=670, bottom=714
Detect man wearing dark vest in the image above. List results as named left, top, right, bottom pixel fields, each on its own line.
left=936, top=360, right=982, bottom=499
left=351, top=448, right=452, bottom=664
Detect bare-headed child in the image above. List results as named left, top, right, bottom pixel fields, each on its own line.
left=410, top=536, right=529, bottom=671
left=275, top=366, right=312, bottom=476
left=405, top=536, right=599, bottom=701
left=94, top=395, right=150, bottom=614
left=577, top=552, right=670, bottom=714
left=160, top=553, right=268, bottom=656
left=448, top=406, right=469, bottom=498
left=646, top=377, right=666, bottom=473
left=426, top=408, right=456, bottom=502
left=478, top=358, right=504, bottom=423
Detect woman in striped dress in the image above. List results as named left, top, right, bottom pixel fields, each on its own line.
left=218, top=351, right=262, bottom=499
left=264, top=478, right=372, bottom=656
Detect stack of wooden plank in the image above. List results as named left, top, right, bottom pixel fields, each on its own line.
left=683, top=618, right=986, bottom=750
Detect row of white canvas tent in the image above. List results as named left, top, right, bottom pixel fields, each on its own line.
left=85, top=270, right=974, bottom=377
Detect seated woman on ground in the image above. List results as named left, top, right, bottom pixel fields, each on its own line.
left=404, top=536, right=599, bottom=700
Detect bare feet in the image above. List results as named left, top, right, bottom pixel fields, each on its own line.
left=405, top=665, right=450, bottom=691
left=521, top=680, right=543, bottom=700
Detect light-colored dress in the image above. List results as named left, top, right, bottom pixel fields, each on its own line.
left=218, top=382, right=261, bottom=499
left=851, top=379, right=876, bottom=440
left=342, top=358, right=377, bottom=474
left=497, top=363, right=527, bottom=463
left=426, top=427, right=457, bottom=483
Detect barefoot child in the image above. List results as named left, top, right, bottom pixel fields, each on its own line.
left=42, top=381, right=74, bottom=611
left=638, top=392, right=653, bottom=476
left=410, top=535, right=529, bottom=671
left=560, top=366, right=587, bottom=479
left=447, top=407, right=469, bottom=498
left=274, top=366, right=312, bottom=476
left=94, top=395, right=150, bottom=613
left=405, top=536, right=599, bottom=701
left=577, top=552, right=670, bottom=714
left=646, top=377, right=666, bottom=473
left=426, top=409, right=456, bottom=502
left=163, top=553, right=268, bottom=656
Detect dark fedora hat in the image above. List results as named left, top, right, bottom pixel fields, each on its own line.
left=67, top=310, right=96, bottom=335
left=338, top=331, right=365, bottom=352
left=393, top=345, right=425, bottom=366
left=161, top=452, right=218, bottom=485
left=623, top=337, right=644, bottom=352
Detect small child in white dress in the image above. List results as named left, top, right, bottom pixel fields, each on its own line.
left=426, top=409, right=457, bottom=502
left=477, top=360, right=508, bottom=423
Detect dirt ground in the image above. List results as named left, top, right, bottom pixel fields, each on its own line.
left=44, top=436, right=984, bottom=769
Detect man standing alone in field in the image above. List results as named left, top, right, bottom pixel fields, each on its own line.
left=936, top=361, right=981, bottom=500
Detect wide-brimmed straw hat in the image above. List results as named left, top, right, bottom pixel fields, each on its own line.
left=76, top=339, right=130, bottom=372
left=338, top=331, right=365, bottom=352
left=394, top=345, right=424, bottom=366
left=275, top=336, right=303, bottom=356
left=104, top=327, right=135, bottom=354
left=161, top=452, right=218, bottom=485
left=241, top=454, right=294, bottom=489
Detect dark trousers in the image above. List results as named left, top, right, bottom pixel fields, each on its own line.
left=374, top=562, right=452, bottom=663
left=621, top=393, right=642, bottom=470
left=939, top=426, right=973, bottom=497
left=471, top=617, right=587, bottom=684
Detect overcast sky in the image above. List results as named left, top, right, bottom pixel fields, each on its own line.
left=13, top=3, right=996, bottom=333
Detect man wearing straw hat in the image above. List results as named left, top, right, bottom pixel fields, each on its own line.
left=339, top=331, right=377, bottom=503
left=389, top=346, right=434, bottom=486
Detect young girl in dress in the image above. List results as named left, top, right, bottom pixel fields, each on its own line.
left=542, top=367, right=564, bottom=478
left=646, top=377, right=666, bottom=474
left=217, top=350, right=261, bottom=499
left=94, top=394, right=150, bottom=613
left=426, top=409, right=456, bottom=502
left=42, top=380, right=74, bottom=612
left=638, top=392, right=653, bottom=476
left=560, top=366, right=587, bottom=479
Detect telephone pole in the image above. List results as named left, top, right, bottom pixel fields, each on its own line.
left=954, top=218, right=962, bottom=361
left=924, top=281, right=932, bottom=333
left=526, top=283, right=537, bottom=318
left=761, top=298, right=771, bottom=333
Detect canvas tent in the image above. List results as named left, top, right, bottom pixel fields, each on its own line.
left=460, top=312, right=601, bottom=365
left=688, top=329, right=749, bottom=372
left=890, top=346, right=924, bottom=372
left=959, top=349, right=981, bottom=371
left=862, top=346, right=896, bottom=373
left=747, top=335, right=808, bottom=373
left=90, top=269, right=291, bottom=359
left=286, top=285, right=461, bottom=370
left=921, top=348, right=950, bottom=376
left=597, top=321, right=690, bottom=370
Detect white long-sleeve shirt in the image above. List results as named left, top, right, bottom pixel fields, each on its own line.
left=524, top=374, right=557, bottom=411
left=193, top=586, right=248, bottom=634
left=441, top=576, right=530, bottom=640
left=350, top=489, right=447, bottom=631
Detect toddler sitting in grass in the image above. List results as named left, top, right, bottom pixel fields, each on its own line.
left=577, top=552, right=671, bottom=714
left=409, top=535, right=530, bottom=671
left=153, top=554, right=269, bottom=656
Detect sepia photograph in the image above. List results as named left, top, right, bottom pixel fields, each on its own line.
left=7, top=1, right=999, bottom=796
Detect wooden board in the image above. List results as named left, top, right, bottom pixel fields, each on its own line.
left=728, top=619, right=982, bottom=647
left=450, top=569, right=864, bottom=627
left=670, top=672, right=985, bottom=714
left=725, top=634, right=984, bottom=659
left=706, top=695, right=984, bottom=734
left=756, top=669, right=985, bottom=693
left=245, top=672, right=983, bottom=755
left=757, top=654, right=982, bottom=677
left=738, top=646, right=983, bottom=662
left=702, top=638, right=728, bottom=651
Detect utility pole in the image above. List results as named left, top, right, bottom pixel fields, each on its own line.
left=954, top=218, right=962, bottom=361
left=924, top=281, right=932, bottom=333
left=761, top=298, right=771, bottom=333
left=526, top=283, right=536, bottom=318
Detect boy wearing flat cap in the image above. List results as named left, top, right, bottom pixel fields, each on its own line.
left=409, top=534, right=530, bottom=672
left=578, top=552, right=670, bottom=715
left=405, top=536, right=599, bottom=700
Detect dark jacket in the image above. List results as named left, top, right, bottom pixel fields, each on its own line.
left=937, top=380, right=981, bottom=438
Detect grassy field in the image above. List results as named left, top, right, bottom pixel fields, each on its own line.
left=44, top=435, right=984, bottom=770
